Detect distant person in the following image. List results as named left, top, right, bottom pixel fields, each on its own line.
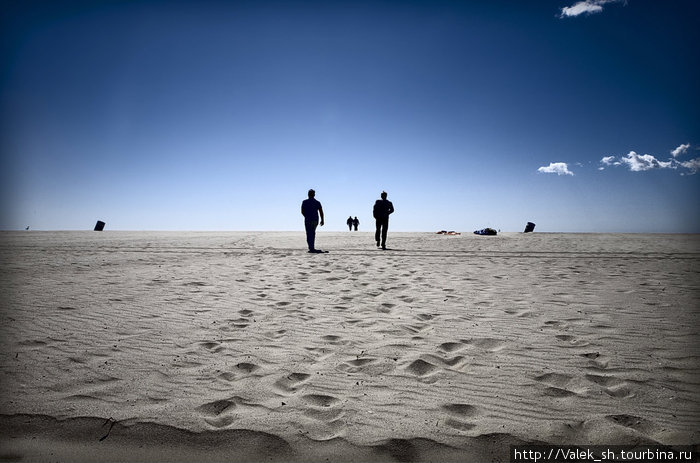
left=353, top=216, right=359, bottom=231
left=301, top=189, right=325, bottom=253
left=373, top=191, right=394, bottom=250
left=347, top=216, right=353, bottom=231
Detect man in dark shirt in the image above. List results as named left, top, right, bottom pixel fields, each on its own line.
left=301, top=189, right=325, bottom=253
left=373, top=191, right=394, bottom=250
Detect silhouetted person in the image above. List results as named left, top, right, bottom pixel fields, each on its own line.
left=347, top=216, right=353, bottom=231
left=301, top=189, right=324, bottom=253
left=373, top=191, right=394, bottom=250
left=353, top=216, right=359, bottom=231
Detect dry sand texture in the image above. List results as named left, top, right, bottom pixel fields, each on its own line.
left=0, top=231, right=699, bottom=462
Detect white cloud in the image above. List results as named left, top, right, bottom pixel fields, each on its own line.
left=538, top=162, right=574, bottom=176
left=600, top=156, right=617, bottom=165
left=598, top=145, right=697, bottom=174
left=619, top=151, right=674, bottom=171
left=671, top=143, right=690, bottom=158
left=559, top=0, right=622, bottom=18
left=679, top=158, right=700, bottom=175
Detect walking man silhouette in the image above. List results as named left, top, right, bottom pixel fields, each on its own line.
left=373, top=191, right=394, bottom=250
left=301, top=189, right=325, bottom=253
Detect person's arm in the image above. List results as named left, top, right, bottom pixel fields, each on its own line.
left=319, top=207, right=324, bottom=226
left=388, top=202, right=394, bottom=215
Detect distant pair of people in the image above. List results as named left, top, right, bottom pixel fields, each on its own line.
left=301, top=190, right=394, bottom=252
left=346, top=216, right=359, bottom=231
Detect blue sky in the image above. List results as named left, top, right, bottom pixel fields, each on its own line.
left=1, top=0, right=698, bottom=232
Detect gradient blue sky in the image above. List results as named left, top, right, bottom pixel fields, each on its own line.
left=1, top=0, right=699, bottom=232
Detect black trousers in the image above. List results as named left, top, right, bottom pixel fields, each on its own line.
left=305, top=220, right=318, bottom=250
left=375, top=218, right=389, bottom=247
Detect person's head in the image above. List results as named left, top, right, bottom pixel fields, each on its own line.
left=308, top=189, right=315, bottom=198
left=381, top=191, right=387, bottom=199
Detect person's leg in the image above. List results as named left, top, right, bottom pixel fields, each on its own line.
left=305, top=220, right=318, bottom=251
left=375, top=220, right=381, bottom=247
left=381, top=218, right=388, bottom=248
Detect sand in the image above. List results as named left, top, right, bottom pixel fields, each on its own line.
left=0, top=231, right=698, bottom=462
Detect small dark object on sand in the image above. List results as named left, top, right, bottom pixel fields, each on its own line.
left=474, top=228, right=497, bottom=236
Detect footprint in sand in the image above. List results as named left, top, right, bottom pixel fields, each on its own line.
left=535, top=372, right=573, bottom=388
left=377, top=304, right=394, bottom=314
left=347, top=358, right=375, bottom=367
left=405, top=359, right=439, bottom=377
left=273, top=372, right=311, bottom=395
left=542, top=320, right=568, bottom=329
left=584, top=374, right=622, bottom=387
left=299, top=394, right=346, bottom=437
left=337, top=357, right=394, bottom=375
left=505, top=308, right=535, bottom=318
left=542, top=387, right=578, bottom=398
left=197, top=399, right=236, bottom=416
left=200, top=341, right=225, bottom=353
left=263, top=329, right=287, bottom=340
left=197, top=399, right=237, bottom=428
left=217, top=362, right=260, bottom=381
left=422, top=353, right=465, bottom=369
left=235, top=362, right=260, bottom=374
left=441, top=403, right=479, bottom=431
left=304, top=407, right=343, bottom=421
left=580, top=352, right=611, bottom=370
left=554, top=334, right=590, bottom=347
left=460, top=338, right=506, bottom=352
left=606, top=414, right=660, bottom=435
left=534, top=372, right=580, bottom=397
left=585, top=374, right=635, bottom=398
left=321, top=335, right=346, bottom=344
left=402, top=324, right=429, bottom=335
left=301, top=394, right=340, bottom=408
left=438, top=342, right=465, bottom=353
left=224, top=317, right=250, bottom=329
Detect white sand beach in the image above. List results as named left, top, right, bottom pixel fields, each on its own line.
left=0, top=231, right=698, bottom=462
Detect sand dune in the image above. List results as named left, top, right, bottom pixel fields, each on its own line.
left=1, top=231, right=698, bottom=462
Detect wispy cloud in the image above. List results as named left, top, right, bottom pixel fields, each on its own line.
left=671, top=143, right=690, bottom=158
left=600, top=156, right=617, bottom=166
left=538, top=162, right=574, bottom=176
left=559, top=0, right=623, bottom=18
left=599, top=145, right=700, bottom=175
left=679, top=158, right=700, bottom=174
